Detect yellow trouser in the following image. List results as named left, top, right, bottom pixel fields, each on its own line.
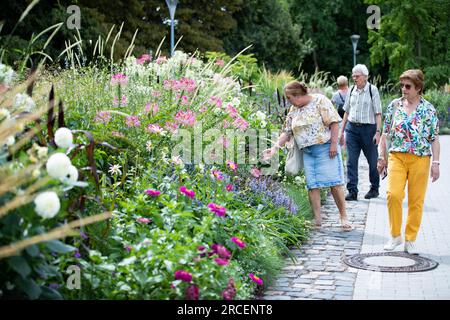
left=387, top=152, right=430, bottom=241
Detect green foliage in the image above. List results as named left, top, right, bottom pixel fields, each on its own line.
left=366, top=0, right=450, bottom=88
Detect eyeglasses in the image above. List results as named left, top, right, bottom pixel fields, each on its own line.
left=400, top=83, right=412, bottom=90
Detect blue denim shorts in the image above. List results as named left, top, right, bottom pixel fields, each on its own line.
left=303, top=140, right=345, bottom=190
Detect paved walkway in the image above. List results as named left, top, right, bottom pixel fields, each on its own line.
left=263, top=135, right=450, bottom=300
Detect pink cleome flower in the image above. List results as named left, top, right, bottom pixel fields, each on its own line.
left=174, top=109, right=196, bottom=127
left=146, top=124, right=164, bottom=134
left=215, top=59, right=225, bottom=67
left=145, top=102, right=159, bottom=115
left=136, top=54, right=152, bottom=64
left=94, top=111, right=111, bottom=124
left=125, top=115, right=141, bottom=127
left=251, top=167, right=262, bottom=178
left=111, top=73, right=128, bottom=86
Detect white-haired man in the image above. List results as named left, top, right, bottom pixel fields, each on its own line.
left=339, top=64, right=382, bottom=201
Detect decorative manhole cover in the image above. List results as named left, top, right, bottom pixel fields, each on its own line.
left=342, top=252, right=439, bottom=272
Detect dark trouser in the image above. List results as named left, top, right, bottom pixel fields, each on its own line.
left=345, top=122, right=380, bottom=194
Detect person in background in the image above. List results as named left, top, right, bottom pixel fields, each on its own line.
left=377, top=69, right=440, bottom=254
left=331, top=75, right=349, bottom=119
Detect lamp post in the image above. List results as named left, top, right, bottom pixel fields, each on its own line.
left=350, top=34, right=360, bottom=67
left=166, top=0, right=178, bottom=57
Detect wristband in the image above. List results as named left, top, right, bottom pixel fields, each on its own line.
left=432, top=161, right=440, bottom=165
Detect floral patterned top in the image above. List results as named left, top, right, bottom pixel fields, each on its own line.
left=282, top=94, right=341, bottom=149
left=383, top=97, right=439, bottom=157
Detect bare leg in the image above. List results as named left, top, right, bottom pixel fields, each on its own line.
left=330, top=185, right=352, bottom=230
left=308, top=188, right=322, bottom=227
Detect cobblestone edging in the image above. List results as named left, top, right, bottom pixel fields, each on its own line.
left=262, top=158, right=370, bottom=300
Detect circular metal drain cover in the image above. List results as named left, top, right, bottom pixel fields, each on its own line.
left=342, top=252, right=439, bottom=272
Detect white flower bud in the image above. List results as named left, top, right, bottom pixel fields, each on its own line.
left=46, top=153, right=72, bottom=179
left=34, top=191, right=60, bottom=219
left=54, top=127, right=73, bottom=149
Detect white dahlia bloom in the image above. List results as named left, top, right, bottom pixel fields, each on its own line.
left=34, top=191, right=60, bottom=219
left=13, top=93, right=35, bottom=112
left=46, top=153, right=72, bottom=179
left=54, top=127, right=73, bottom=149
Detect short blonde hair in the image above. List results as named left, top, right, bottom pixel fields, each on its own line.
left=337, top=76, right=348, bottom=87
left=284, top=80, right=308, bottom=96
left=399, top=69, right=424, bottom=94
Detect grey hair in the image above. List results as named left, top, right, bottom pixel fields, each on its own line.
left=352, top=64, right=369, bottom=76
left=337, top=75, right=348, bottom=86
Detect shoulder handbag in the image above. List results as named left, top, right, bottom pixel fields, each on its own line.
left=285, top=137, right=304, bottom=175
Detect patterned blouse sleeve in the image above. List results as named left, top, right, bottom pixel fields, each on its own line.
left=426, top=105, right=439, bottom=141
left=383, top=100, right=395, bottom=134
left=282, top=107, right=294, bottom=138
left=317, top=95, right=341, bottom=126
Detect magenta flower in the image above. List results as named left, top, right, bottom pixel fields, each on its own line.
left=226, top=184, right=234, bottom=192
left=211, top=244, right=231, bottom=259
left=124, top=245, right=133, bottom=252
left=174, top=270, right=192, bottom=282
left=231, top=237, right=246, bottom=249
left=226, top=160, right=238, bottom=172
left=181, top=95, right=189, bottom=105
left=214, top=258, right=229, bottom=266
left=249, top=273, right=263, bottom=285
left=207, top=203, right=226, bottom=217
left=137, top=217, right=151, bottom=224
left=145, top=189, right=161, bottom=197
left=179, top=186, right=195, bottom=199
left=111, top=73, right=128, bottom=86
left=209, top=96, right=223, bottom=108
left=185, top=284, right=199, bottom=300
left=222, top=278, right=236, bottom=300
left=164, top=121, right=179, bottom=133
left=226, top=104, right=238, bottom=118
left=211, top=170, right=224, bottom=181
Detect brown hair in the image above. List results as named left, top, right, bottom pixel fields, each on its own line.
left=284, top=80, right=308, bottom=96
left=399, top=69, right=424, bottom=94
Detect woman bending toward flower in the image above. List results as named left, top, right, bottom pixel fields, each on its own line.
left=263, top=81, right=352, bottom=231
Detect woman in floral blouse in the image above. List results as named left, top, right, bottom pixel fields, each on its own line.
left=263, top=81, right=353, bottom=231
left=377, top=69, right=440, bottom=254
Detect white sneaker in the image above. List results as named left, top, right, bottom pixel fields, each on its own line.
left=404, top=241, right=419, bottom=255
left=384, top=236, right=403, bottom=251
